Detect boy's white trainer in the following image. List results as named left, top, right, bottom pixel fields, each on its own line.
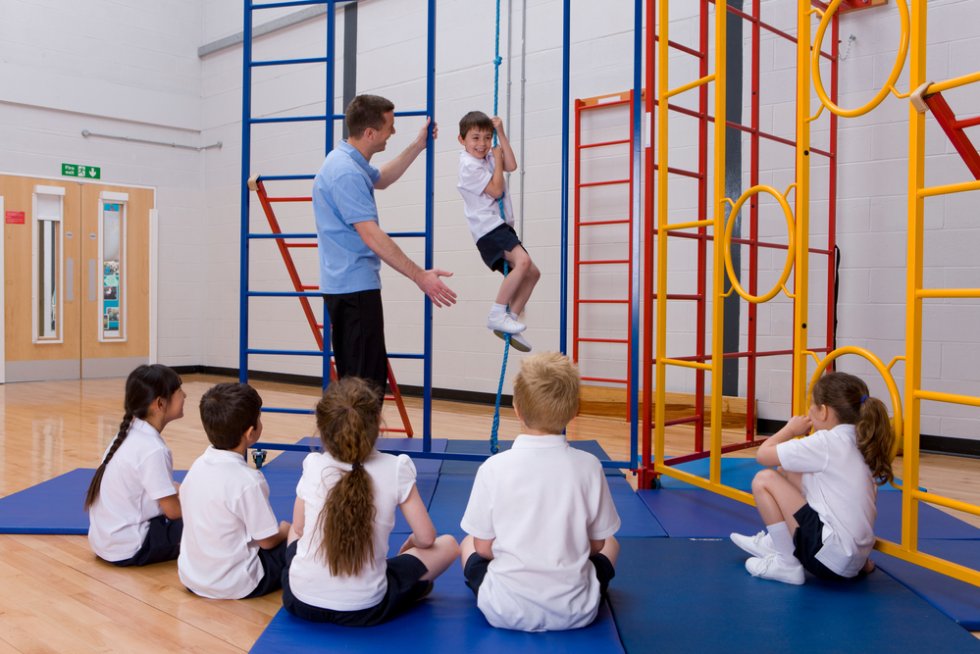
left=745, top=554, right=805, bottom=586
left=487, top=312, right=526, bottom=335
left=730, top=530, right=778, bottom=559
left=493, top=329, right=532, bottom=352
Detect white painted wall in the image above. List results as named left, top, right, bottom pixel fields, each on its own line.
left=3, top=0, right=979, bottom=442
left=0, top=0, right=209, bottom=368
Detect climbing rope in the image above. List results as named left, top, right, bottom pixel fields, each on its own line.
left=489, top=0, right=508, bottom=455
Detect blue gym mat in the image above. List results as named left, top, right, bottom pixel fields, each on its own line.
left=0, top=438, right=446, bottom=535
left=251, top=532, right=625, bottom=654
left=872, top=539, right=980, bottom=630
left=637, top=488, right=980, bottom=541
left=0, top=469, right=187, bottom=535
left=609, top=538, right=980, bottom=653
left=658, top=456, right=906, bottom=492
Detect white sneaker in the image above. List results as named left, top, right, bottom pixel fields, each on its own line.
left=745, top=554, right=805, bottom=585
left=487, top=312, right=526, bottom=335
left=730, top=531, right=778, bottom=559
left=493, top=329, right=532, bottom=352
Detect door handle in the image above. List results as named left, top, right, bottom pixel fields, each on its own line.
left=89, top=259, right=97, bottom=302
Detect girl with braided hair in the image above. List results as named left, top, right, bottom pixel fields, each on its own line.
left=730, top=371, right=896, bottom=585
left=85, top=364, right=185, bottom=566
left=281, top=377, right=458, bottom=625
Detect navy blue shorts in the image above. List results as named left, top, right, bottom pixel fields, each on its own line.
left=463, top=552, right=615, bottom=597
left=476, top=223, right=525, bottom=273
left=281, top=541, right=432, bottom=626
left=110, top=514, right=182, bottom=567
left=243, top=540, right=287, bottom=598
left=793, top=504, right=866, bottom=581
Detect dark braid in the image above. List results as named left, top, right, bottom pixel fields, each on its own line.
left=84, top=364, right=182, bottom=510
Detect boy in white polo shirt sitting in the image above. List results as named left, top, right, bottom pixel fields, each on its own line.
left=178, top=383, right=290, bottom=599
left=459, top=352, right=621, bottom=632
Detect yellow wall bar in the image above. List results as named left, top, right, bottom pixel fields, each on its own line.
left=926, top=70, right=980, bottom=94
left=663, top=219, right=713, bottom=231
left=876, top=540, right=980, bottom=587
left=654, top=465, right=754, bottom=505
left=709, top=0, right=728, bottom=486
left=652, top=0, right=671, bottom=477
left=915, top=389, right=980, bottom=407
left=918, top=179, right=980, bottom=197
left=912, top=490, right=980, bottom=517
left=666, top=73, right=716, bottom=98
left=792, top=0, right=811, bottom=415
left=903, top=0, right=927, bottom=552
left=662, top=358, right=711, bottom=371
left=917, top=288, right=980, bottom=299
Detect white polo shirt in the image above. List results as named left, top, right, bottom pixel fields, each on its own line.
left=460, top=434, right=621, bottom=632
left=177, top=446, right=280, bottom=599
left=777, top=423, right=877, bottom=577
left=457, top=149, right=515, bottom=242
left=87, top=418, right=177, bottom=562
left=288, top=450, right=416, bottom=611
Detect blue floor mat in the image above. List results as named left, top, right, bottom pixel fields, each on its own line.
left=609, top=538, right=979, bottom=653
left=430, top=440, right=665, bottom=538
left=658, top=456, right=906, bottom=492
left=637, top=488, right=980, bottom=541
left=251, top=532, right=624, bottom=654
left=872, top=539, right=980, bottom=630
left=0, top=469, right=186, bottom=535
left=0, top=438, right=446, bottom=535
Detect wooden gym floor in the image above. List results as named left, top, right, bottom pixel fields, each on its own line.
left=0, top=374, right=977, bottom=652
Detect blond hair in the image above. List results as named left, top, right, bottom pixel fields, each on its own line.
left=513, top=352, right=580, bottom=433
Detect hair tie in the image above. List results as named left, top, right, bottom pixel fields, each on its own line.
left=351, top=461, right=363, bottom=472
left=860, top=395, right=868, bottom=405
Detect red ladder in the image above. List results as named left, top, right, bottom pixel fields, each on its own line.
left=912, top=86, right=980, bottom=180
left=248, top=175, right=414, bottom=436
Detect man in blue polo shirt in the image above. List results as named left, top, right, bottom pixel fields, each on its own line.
left=314, top=94, right=456, bottom=396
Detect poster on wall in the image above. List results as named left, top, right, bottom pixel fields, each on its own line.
left=103, top=260, right=120, bottom=335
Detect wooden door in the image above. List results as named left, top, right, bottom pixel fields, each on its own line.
left=1, top=176, right=81, bottom=381
left=79, top=184, right=153, bottom=378
left=1, top=176, right=153, bottom=382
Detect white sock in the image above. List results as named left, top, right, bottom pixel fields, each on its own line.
left=508, top=310, right=520, bottom=322
left=766, top=522, right=798, bottom=565
left=489, top=303, right=507, bottom=318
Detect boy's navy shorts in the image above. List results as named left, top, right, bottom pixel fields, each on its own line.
left=476, top=223, right=525, bottom=273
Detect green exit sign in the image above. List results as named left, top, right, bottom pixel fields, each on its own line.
left=61, top=163, right=101, bottom=179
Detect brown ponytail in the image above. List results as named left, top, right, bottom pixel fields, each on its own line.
left=84, top=364, right=183, bottom=510
left=812, top=371, right=895, bottom=485
left=314, top=377, right=381, bottom=576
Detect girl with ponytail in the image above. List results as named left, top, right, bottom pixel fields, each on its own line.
left=730, top=371, right=896, bottom=585
left=86, top=364, right=185, bottom=566
left=281, top=377, right=459, bottom=626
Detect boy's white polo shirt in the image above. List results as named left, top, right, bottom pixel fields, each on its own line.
left=457, top=149, right=515, bottom=241
left=87, top=418, right=177, bottom=562
left=460, top=434, right=621, bottom=632
left=177, top=446, right=280, bottom=599
left=776, top=423, right=877, bottom=577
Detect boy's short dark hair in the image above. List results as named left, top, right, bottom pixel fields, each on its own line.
left=346, top=94, right=395, bottom=138
left=199, top=383, right=263, bottom=450
left=459, top=110, right=494, bottom=138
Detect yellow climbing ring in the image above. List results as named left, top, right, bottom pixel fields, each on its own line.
left=809, top=346, right=904, bottom=461
left=723, top=185, right=796, bottom=304
left=811, top=0, right=910, bottom=118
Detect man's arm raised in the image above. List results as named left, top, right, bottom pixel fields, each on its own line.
left=376, top=118, right=438, bottom=190
left=354, top=220, right=457, bottom=308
